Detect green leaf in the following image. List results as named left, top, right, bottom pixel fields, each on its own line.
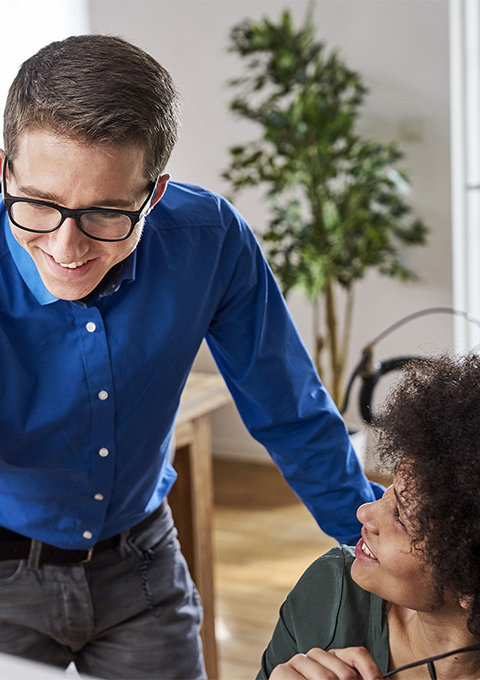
left=222, top=7, right=429, bottom=402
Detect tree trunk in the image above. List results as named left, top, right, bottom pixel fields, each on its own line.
left=312, top=299, right=324, bottom=382
left=313, top=284, right=355, bottom=410
left=324, top=279, right=343, bottom=407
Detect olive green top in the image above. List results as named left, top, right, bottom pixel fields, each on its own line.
left=257, top=545, right=389, bottom=679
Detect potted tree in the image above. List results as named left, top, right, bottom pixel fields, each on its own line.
left=222, top=8, right=428, bottom=409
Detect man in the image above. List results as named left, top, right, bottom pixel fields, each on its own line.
left=0, top=35, right=383, bottom=679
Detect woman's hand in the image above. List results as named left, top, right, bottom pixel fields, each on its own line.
left=269, top=647, right=383, bottom=680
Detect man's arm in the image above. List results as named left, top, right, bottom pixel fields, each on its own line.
left=206, top=199, right=384, bottom=544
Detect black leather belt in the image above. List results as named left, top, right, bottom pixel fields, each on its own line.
left=0, top=499, right=167, bottom=565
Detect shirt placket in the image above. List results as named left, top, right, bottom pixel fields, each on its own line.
left=73, top=304, right=116, bottom=547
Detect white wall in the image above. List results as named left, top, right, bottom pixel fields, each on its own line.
left=89, top=0, right=453, bottom=465
left=0, top=0, right=89, bottom=144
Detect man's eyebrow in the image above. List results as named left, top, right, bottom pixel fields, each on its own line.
left=16, top=183, right=137, bottom=210
left=16, top=184, right=62, bottom=203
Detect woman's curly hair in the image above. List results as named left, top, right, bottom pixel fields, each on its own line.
left=373, top=353, right=480, bottom=638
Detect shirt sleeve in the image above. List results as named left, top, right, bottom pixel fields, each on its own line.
left=256, top=546, right=388, bottom=679
left=206, top=200, right=384, bottom=544
left=256, top=547, right=349, bottom=679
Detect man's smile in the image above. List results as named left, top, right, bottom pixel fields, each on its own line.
left=55, top=259, right=87, bottom=269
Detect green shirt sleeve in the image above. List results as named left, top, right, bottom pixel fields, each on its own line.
left=256, top=545, right=389, bottom=679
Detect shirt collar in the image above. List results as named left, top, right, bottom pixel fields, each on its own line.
left=4, top=211, right=57, bottom=305
left=3, top=211, right=138, bottom=305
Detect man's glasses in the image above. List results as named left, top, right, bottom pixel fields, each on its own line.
left=1, top=157, right=158, bottom=242
left=383, top=642, right=480, bottom=679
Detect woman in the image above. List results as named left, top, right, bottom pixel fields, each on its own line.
left=257, top=355, right=480, bottom=680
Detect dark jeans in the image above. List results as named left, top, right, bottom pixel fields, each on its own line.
left=0, top=503, right=206, bottom=679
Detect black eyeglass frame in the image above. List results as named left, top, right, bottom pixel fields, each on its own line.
left=382, top=642, right=480, bottom=679
left=1, top=157, right=158, bottom=243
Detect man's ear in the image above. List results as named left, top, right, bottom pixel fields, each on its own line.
left=0, top=151, right=6, bottom=191
left=149, top=174, right=170, bottom=211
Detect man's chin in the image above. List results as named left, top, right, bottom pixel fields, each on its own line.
left=40, top=274, right=101, bottom=301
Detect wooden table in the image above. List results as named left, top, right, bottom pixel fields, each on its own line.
left=168, top=372, right=232, bottom=680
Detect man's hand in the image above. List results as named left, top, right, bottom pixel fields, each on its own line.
left=269, top=647, right=383, bottom=680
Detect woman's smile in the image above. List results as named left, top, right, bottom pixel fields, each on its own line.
left=355, top=536, right=378, bottom=562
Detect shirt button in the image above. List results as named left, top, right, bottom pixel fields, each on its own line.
left=83, top=531, right=93, bottom=540
left=94, top=493, right=104, bottom=501
left=86, top=322, right=96, bottom=333
left=99, top=448, right=109, bottom=457
left=98, top=390, right=109, bottom=400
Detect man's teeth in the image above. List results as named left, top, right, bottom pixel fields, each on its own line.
left=361, top=541, right=377, bottom=559
left=57, top=261, right=85, bottom=269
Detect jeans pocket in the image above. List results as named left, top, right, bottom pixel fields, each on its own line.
left=127, top=504, right=176, bottom=558
left=0, top=559, right=25, bottom=585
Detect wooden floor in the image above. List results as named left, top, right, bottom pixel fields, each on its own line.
left=212, top=459, right=337, bottom=680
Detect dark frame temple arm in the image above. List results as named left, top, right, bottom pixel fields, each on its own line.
left=382, top=642, right=480, bottom=678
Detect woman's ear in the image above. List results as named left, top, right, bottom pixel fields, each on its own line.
left=460, top=595, right=472, bottom=610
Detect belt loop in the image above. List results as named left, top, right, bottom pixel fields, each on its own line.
left=118, top=529, right=131, bottom=559
left=27, top=539, right=43, bottom=569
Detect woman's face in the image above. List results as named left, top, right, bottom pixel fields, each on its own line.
left=351, top=477, right=436, bottom=611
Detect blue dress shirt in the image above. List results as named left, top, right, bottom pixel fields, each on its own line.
left=0, top=182, right=383, bottom=549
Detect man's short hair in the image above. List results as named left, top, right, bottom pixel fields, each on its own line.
left=3, top=34, right=181, bottom=180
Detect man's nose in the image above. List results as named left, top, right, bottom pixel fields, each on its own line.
left=49, top=217, right=89, bottom=261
